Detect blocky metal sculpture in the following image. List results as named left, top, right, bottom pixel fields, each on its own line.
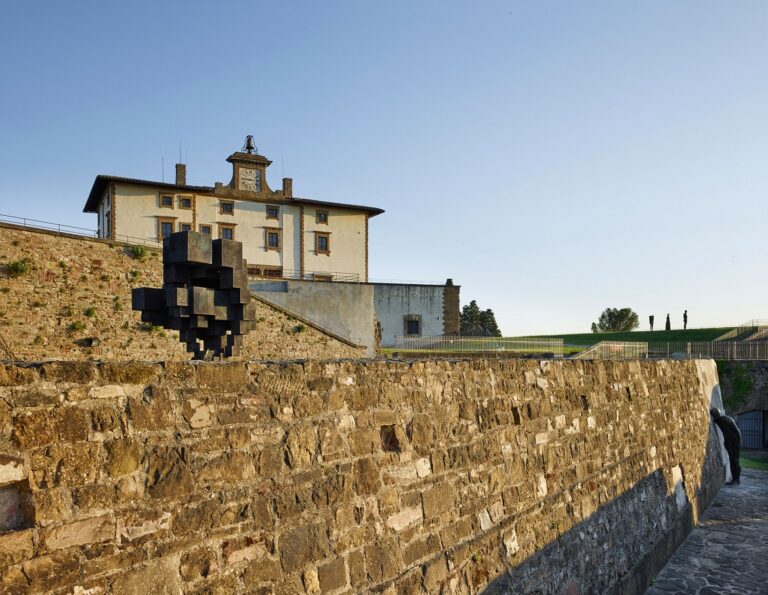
left=132, top=231, right=256, bottom=359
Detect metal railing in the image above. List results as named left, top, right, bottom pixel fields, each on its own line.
left=247, top=269, right=361, bottom=282
left=573, top=340, right=768, bottom=361
left=392, top=335, right=564, bottom=357
left=0, top=213, right=162, bottom=249
left=745, top=328, right=768, bottom=342
left=572, top=341, right=649, bottom=360
left=715, top=319, right=768, bottom=341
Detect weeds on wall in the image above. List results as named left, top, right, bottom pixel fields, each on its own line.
left=128, top=246, right=147, bottom=260
left=68, top=321, right=86, bottom=333
left=7, top=258, right=33, bottom=278
left=716, top=360, right=754, bottom=410
left=83, top=307, right=96, bottom=318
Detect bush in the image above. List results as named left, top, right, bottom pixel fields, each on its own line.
left=128, top=245, right=147, bottom=260
left=129, top=270, right=140, bottom=282
left=292, top=324, right=306, bottom=334
left=83, top=307, right=96, bottom=318
left=68, top=321, right=86, bottom=332
left=7, top=259, right=32, bottom=278
left=61, top=305, right=74, bottom=317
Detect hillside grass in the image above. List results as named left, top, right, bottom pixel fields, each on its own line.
left=520, top=327, right=733, bottom=347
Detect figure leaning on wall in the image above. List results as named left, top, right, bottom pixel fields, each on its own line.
left=710, top=407, right=742, bottom=485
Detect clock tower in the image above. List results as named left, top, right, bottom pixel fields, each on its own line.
left=226, top=136, right=273, bottom=195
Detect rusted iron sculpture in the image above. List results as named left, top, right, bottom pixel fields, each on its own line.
left=132, top=231, right=256, bottom=359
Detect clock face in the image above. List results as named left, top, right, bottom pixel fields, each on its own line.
left=239, top=168, right=261, bottom=192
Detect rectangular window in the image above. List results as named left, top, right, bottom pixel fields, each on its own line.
left=160, top=194, right=174, bottom=208
left=220, top=200, right=234, bottom=215
left=265, top=227, right=281, bottom=251
left=313, top=274, right=333, bottom=282
left=315, top=232, right=330, bottom=255
left=157, top=217, right=176, bottom=241
left=316, top=210, right=329, bottom=224
left=199, top=225, right=212, bottom=235
left=266, top=205, right=279, bottom=220
left=181, top=223, right=192, bottom=232
left=219, top=224, right=235, bottom=241
left=179, top=196, right=192, bottom=209
left=104, top=211, right=111, bottom=239
left=405, top=315, right=422, bottom=336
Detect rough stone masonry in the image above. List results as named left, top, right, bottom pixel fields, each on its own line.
left=0, top=358, right=724, bottom=594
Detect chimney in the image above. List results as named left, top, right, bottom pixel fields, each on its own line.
left=282, top=177, right=293, bottom=198
left=175, top=163, right=187, bottom=186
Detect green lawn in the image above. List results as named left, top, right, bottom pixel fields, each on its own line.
left=518, top=327, right=733, bottom=347
left=741, top=449, right=768, bottom=471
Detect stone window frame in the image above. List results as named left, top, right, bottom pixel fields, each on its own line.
left=316, top=210, right=329, bottom=225
left=404, top=314, right=422, bottom=337
left=199, top=224, right=212, bottom=235
left=218, top=223, right=236, bottom=241
left=315, top=232, right=331, bottom=255
left=160, top=194, right=174, bottom=209
left=156, top=216, right=177, bottom=241
left=178, top=196, right=193, bottom=210
left=266, top=205, right=280, bottom=220
left=312, top=273, right=333, bottom=282
left=219, top=200, right=235, bottom=215
left=180, top=223, right=192, bottom=232
left=265, top=227, right=281, bottom=252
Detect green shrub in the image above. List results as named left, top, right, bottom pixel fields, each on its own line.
left=31, top=300, right=43, bottom=308
left=68, top=321, right=86, bottom=333
left=61, top=305, right=74, bottom=317
left=128, top=245, right=147, bottom=260
left=292, top=324, right=306, bottom=334
left=7, top=258, right=32, bottom=278
left=128, top=270, right=140, bottom=282
left=33, top=335, right=43, bottom=345
left=83, top=307, right=96, bottom=318
left=112, top=296, right=121, bottom=312
left=100, top=274, right=110, bottom=282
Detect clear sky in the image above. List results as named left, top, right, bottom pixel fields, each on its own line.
left=1, top=1, right=766, bottom=335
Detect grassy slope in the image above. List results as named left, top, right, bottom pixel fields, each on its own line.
left=518, top=327, right=733, bottom=347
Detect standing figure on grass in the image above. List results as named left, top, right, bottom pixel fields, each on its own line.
left=649, top=315, right=654, bottom=331
left=711, top=407, right=742, bottom=485
left=665, top=313, right=671, bottom=331
left=683, top=309, right=688, bottom=330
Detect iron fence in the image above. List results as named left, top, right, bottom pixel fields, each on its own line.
left=573, top=340, right=768, bottom=361
left=715, top=319, right=768, bottom=341
left=392, top=335, right=564, bottom=357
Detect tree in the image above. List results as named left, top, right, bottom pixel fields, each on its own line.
left=591, top=307, right=639, bottom=333
left=460, top=300, right=502, bottom=337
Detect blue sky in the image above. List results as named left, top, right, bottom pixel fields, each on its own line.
left=1, top=1, right=766, bottom=335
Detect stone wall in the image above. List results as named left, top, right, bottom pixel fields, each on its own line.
left=717, top=360, right=768, bottom=414
left=0, top=358, right=723, bottom=594
left=0, top=225, right=363, bottom=361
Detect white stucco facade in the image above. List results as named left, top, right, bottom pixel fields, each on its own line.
left=84, top=143, right=382, bottom=282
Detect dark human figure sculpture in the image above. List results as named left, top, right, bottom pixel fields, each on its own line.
left=665, top=313, right=671, bottom=331
left=683, top=309, right=688, bottom=330
left=710, top=408, right=742, bottom=485
left=132, top=231, right=256, bottom=359
left=649, top=315, right=654, bottom=331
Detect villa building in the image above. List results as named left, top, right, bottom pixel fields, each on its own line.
left=83, top=138, right=384, bottom=282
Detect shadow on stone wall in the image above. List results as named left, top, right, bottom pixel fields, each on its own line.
left=480, top=383, right=726, bottom=595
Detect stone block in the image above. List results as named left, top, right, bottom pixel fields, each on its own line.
left=179, top=547, right=218, bottom=582
left=165, top=231, right=212, bottom=266
left=386, top=506, right=423, bottom=532
left=422, top=484, right=454, bottom=519
left=353, top=457, right=381, bottom=496
left=318, top=557, right=347, bottom=592
left=44, top=515, right=115, bottom=550
left=365, top=537, right=401, bottom=582
left=279, top=522, right=330, bottom=572
left=0, top=455, right=26, bottom=487
left=145, top=446, right=193, bottom=499
left=0, top=528, right=35, bottom=566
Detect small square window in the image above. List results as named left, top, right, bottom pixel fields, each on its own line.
left=219, top=225, right=235, bottom=241
left=315, top=232, right=330, bottom=255
left=406, top=319, right=421, bottom=335
left=266, top=205, right=279, bottom=220
left=181, top=223, right=191, bottom=232
left=265, top=228, right=281, bottom=251
left=160, top=195, right=174, bottom=208
left=179, top=197, right=192, bottom=209
left=220, top=201, right=234, bottom=215
left=316, top=210, right=329, bottom=224
left=199, top=225, right=212, bottom=235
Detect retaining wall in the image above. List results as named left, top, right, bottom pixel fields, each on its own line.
left=0, top=358, right=724, bottom=594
